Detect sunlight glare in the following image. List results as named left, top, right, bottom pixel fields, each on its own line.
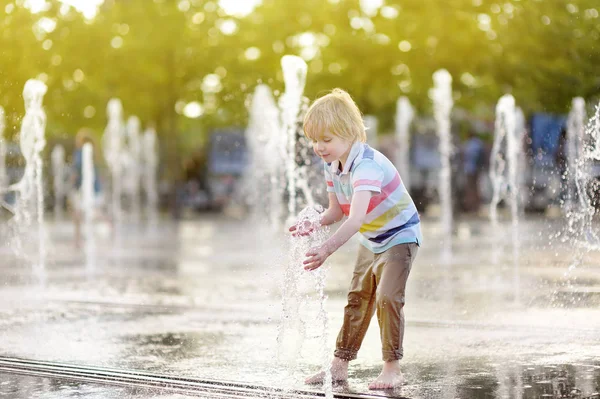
left=59, top=0, right=104, bottom=19
left=218, top=0, right=262, bottom=18
left=24, top=0, right=104, bottom=19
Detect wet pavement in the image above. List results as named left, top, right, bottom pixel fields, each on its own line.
left=1, top=212, right=600, bottom=398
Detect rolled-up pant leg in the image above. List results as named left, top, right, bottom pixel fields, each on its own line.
left=334, top=245, right=376, bottom=361
left=374, top=243, right=418, bottom=361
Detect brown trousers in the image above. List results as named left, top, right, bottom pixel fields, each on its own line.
left=334, top=242, right=418, bottom=362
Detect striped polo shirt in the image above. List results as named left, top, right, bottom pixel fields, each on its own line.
left=325, top=141, right=422, bottom=253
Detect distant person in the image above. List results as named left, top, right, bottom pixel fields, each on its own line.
left=461, top=131, right=485, bottom=213
left=288, top=89, right=421, bottom=390
left=69, top=128, right=110, bottom=248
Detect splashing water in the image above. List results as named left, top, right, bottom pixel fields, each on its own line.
left=278, top=205, right=332, bottom=397
left=245, top=84, right=284, bottom=226
left=0, top=107, right=7, bottom=196
left=559, top=101, right=599, bottom=303
left=82, top=143, right=96, bottom=272
left=514, top=107, right=528, bottom=207
left=51, top=145, right=66, bottom=219
left=125, top=116, right=142, bottom=221
left=311, top=262, right=333, bottom=399
left=488, top=95, right=523, bottom=300
left=572, top=102, right=600, bottom=249
left=103, top=98, right=125, bottom=226
left=490, top=99, right=508, bottom=228
left=430, top=69, right=453, bottom=258
left=565, top=98, right=586, bottom=213
left=280, top=55, right=309, bottom=221
left=245, top=56, right=323, bottom=228
left=395, top=97, right=414, bottom=189
left=142, top=127, right=159, bottom=226
left=2, top=79, right=48, bottom=274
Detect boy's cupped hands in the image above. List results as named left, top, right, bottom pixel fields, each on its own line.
left=288, top=220, right=319, bottom=237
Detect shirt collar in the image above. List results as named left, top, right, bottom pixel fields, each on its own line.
left=330, top=141, right=363, bottom=176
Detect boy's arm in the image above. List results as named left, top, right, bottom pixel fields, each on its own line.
left=303, top=190, right=371, bottom=270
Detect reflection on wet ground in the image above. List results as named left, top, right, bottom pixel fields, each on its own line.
left=1, top=214, right=600, bottom=398
left=0, top=374, right=176, bottom=398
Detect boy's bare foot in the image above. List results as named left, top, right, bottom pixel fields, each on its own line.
left=305, top=357, right=348, bottom=384
left=368, top=360, right=404, bottom=390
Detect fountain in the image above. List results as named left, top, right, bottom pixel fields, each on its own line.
left=514, top=106, right=528, bottom=207
left=102, top=99, right=125, bottom=225
left=244, top=56, right=328, bottom=227
left=245, top=84, right=285, bottom=225
left=81, top=142, right=96, bottom=271
left=571, top=102, right=600, bottom=248
left=395, top=96, right=414, bottom=189
left=125, top=115, right=142, bottom=220
left=278, top=205, right=332, bottom=398
left=430, top=69, right=454, bottom=257
left=0, top=107, right=7, bottom=207
left=51, top=145, right=66, bottom=218
left=142, top=126, right=159, bottom=224
left=0, top=80, right=48, bottom=270
left=566, top=98, right=587, bottom=212
left=279, top=55, right=309, bottom=222
left=488, top=95, right=523, bottom=300
left=489, top=102, right=508, bottom=229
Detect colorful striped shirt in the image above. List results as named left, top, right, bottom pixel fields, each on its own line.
left=325, top=141, right=422, bottom=253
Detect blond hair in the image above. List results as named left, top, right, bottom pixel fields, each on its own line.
left=303, top=88, right=367, bottom=143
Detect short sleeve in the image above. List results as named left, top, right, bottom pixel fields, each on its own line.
left=351, top=160, right=384, bottom=194
left=324, top=163, right=335, bottom=193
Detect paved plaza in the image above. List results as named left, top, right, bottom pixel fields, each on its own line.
left=1, top=214, right=600, bottom=398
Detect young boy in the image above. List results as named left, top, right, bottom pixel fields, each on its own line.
left=289, top=89, right=421, bottom=390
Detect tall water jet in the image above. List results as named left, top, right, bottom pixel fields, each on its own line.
left=490, top=97, right=509, bottom=227
left=51, top=145, right=66, bottom=218
left=503, top=96, right=519, bottom=225
left=246, top=84, right=284, bottom=226
left=489, top=95, right=523, bottom=299
left=142, top=126, right=159, bottom=224
left=430, top=69, right=453, bottom=257
left=566, top=98, right=586, bottom=212
left=82, top=142, right=96, bottom=271
left=489, top=96, right=509, bottom=268
left=103, top=99, right=125, bottom=225
left=0, top=107, right=8, bottom=199
left=279, top=55, right=308, bottom=221
left=572, top=103, right=600, bottom=247
left=503, top=95, right=521, bottom=301
left=9, top=79, right=48, bottom=271
left=514, top=107, right=528, bottom=207
left=125, top=115, right=142, bottom=220
left=395, top=96, right=414, bottom=189
left=559, top=102, right=599, bottom=296
left=490, top=96, right=523, bottom=224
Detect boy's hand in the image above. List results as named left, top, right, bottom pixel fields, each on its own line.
left=303, top=244, right=332, bottom=271
left=289, top=220, right=318, bottom=237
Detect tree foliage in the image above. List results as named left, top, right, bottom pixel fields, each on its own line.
left=1, top=0, right=599, bottom=164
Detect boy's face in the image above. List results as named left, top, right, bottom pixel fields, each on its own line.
left=311, top=130, right=352, bottom=164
